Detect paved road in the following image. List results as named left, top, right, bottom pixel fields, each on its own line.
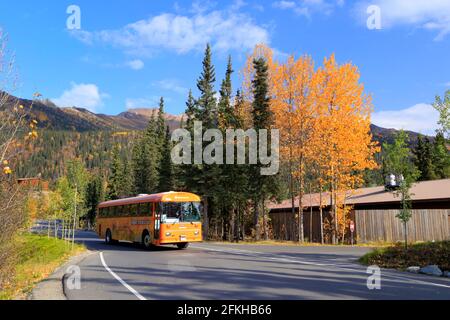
left=65, top=231, right=450, bottom=300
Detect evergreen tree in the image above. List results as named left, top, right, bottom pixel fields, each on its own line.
left=249, top=57, right=277, bottom=241
left=189, top=43, right=219, bottom=238
left=196, top=43, right=217, bottom=128
left=121, top=157, right=133, bottom=196
left=217, top=56, right=237, bottom=240
left=158, top=126, right=174, bottom=192
left=107, top=144, right=123, bottom=200
left=132, top=115, right=160, bottom=194
left=131, top=141, right=146, bottom=194
left=157, top=97, right=166, bottom=147
left=218, top=56, right=234, bottom=127
left=185, top=90, right=196, bottom=130
left=432, top=133, right=450, bottom=179
left=382, top=130, right=419, bottom=181
left=85, top=175, right=104, bottom=226
left=413, top=135, right=436, bottom=181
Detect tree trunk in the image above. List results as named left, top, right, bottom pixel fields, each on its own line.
left=241, top=206, right=246, bottom=241
left=319, top=188, right=324, bottom=245
left=263, top=199, right=269, bottom=240
left=202, top=197, right=209, bottom=240
left=404, top=221, right=408, bottom=250
left=289, top=156, right=295, bottom=242
left=298, top=176, right=304, bottom=243
left=234, top=205, right=239, bottom=242
left=254, top=198, right=260, bottom=241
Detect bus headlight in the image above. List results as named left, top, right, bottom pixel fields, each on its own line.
left=165, top=232, right=172, bottom=237
left=194, top=231, right=199, bottom=236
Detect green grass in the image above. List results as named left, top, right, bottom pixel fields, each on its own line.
left=0, top=234, right=85, bottom=300
left=359, top=241, right=450, bottom=271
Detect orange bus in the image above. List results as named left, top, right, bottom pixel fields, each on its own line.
left=97, top=192, right=203, bottom=250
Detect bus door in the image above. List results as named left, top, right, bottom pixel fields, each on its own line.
left=154, top=202, right=161, bottom=241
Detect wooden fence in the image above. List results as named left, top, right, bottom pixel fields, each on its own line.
left=270, top=208, right=450, bottom=243
left=355, top=209, right=450, bottom=243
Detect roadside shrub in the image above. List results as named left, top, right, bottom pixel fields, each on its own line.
left=360, top=241, right=450, bottom=271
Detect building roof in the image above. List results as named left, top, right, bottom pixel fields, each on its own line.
left=268, top=179, right=450, bottom=210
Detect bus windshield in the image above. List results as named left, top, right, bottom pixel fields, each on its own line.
left=161, top=202, right=202, bottom=223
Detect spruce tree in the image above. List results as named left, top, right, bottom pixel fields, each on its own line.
left=107, top=144, right=123, bottom=200
left=132, top=115, right=160, bottom=194
left=85, top=175, right=104, bottom=226
left=414, top=135, right=436, bottom=181
left=190, top=43, right=219, bottom=238
left=157, top=97, right=166, bottom=148
left=121, top=157, right=133, bottom=196
left=158, top=126, right=175, bottom=192
left=250, top=57, right=277, bottom=241
left=196, top=43, right=217, bottom=128
left=218, top=56, right=234, bottom=127
left=185, top=89, right=196, bottom=130
left=432, top=133, right=450, bottom=179
left=217, top=56, right=235, bottom=240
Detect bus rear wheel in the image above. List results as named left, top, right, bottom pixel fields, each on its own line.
left=142, top=231, right=153, bottom=250
left=105, top=229, right=113, bottom=245
left=177, top=243, right=189, bottom=250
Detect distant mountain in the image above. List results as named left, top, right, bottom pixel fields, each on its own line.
left=0, top=93, right=184, bottom=132
left=370, top=124, right=429, bottom=146
left=1, top=93, right=432, bottom=145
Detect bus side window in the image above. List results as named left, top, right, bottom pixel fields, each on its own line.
left=130, top=204, right=138, bottom=216
left=99, top=208, right=103, bottom=218
left=141, top=202, right=151, bottom=217
left=136, top=203, right=141, bottom=216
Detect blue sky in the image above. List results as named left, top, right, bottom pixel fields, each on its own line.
left=0, top=0, right=449, bottom=134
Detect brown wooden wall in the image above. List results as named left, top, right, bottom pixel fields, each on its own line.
left=270, top=210, right=333, bottom=243
left=270, top=207, right=450, bottom=243
left=355, top=209, right=450, bottom=243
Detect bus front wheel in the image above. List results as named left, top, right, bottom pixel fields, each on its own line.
left=177, top=243, right=189, bottom=250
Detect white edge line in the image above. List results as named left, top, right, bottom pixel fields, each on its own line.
left=191, top=245, right=450, bottom=290
left=99, top=252, right=147, bottom=300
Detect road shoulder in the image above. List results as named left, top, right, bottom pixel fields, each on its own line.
left=29, top=250, right=96, bottom=300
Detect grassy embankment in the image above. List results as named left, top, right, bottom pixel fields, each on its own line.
left=0, top=234, right=85, bottom=300
left=359, top=241, right=450, bottom=271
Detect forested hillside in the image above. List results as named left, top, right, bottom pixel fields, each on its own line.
left=5, top=92, right=435, bottom=185
left=14, top=130, right=137, bottom=182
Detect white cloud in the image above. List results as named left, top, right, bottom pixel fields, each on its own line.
left=372, top=103, right=440, bottom=135
left=52, top=83, right=108, bottom=112
left=273, top=0, right=345, bottom=17
left=273, top=1, right=296, bottom=9
left=153, top=79, right=188, bottom=95
left=356, top=0, right=450, bottom=40
left=125, top=97, right=159, bottom=109
left=125, top=59, right=144, bottom=70
left=71, top=10, right=269, bottom=55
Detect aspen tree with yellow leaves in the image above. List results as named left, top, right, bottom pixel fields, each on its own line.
left=311, top=55, right=379, bottom=244
left=271, top=54, right=315, bottom=243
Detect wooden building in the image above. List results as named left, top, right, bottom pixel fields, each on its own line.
left=17, top=177, right=49, bottom=191
left=268, top=179, right=450, bottom=243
